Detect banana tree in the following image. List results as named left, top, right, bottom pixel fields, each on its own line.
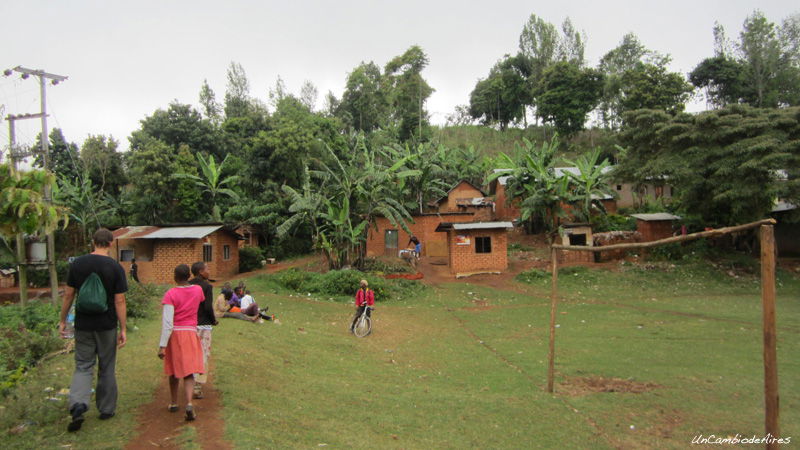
left=563, top=148, right=614, bottom=222
left=176, top=153, right=240, bottom=221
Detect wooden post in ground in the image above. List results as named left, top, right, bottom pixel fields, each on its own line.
left=760, top=225, right=779, bottom=448
left=547, top=247, right=559, bottom=393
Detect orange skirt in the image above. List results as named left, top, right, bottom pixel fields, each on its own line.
left=163, top=329, right=204, bottom=378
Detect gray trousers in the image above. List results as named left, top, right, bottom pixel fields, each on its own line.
left=69, top=329, right=118, bottom=415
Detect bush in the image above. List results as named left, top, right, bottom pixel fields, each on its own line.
left=239, top=247, right=265, bottom=273
left=268, top=268, right=426, bottom=302
left=361, top=257, right=414, bottom=274
left=590, top=214, right=636, bottom=232
left=126, top=282, right=162, bottom=319
left=515, top=268, right=550, bottom=284
left=0, top=302, right=63, bottom=394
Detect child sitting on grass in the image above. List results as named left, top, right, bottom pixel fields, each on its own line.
left=158, top=264, right=205, bottom=421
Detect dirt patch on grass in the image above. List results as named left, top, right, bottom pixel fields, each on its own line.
left=558, top=376, right=662, bottom=396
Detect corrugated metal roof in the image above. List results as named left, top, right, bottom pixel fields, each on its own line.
left=771, top=200, right=797, bottom=213
left=113, top=226, right=159, bottom=240
left=452, top=221, right=514, bottom=230
left=138, top=225, right=223, bottom=239
left=631, top=213, right=681, bottom=221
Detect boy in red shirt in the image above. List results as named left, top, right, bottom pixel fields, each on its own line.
left=350, top=279, right=375, bottom=333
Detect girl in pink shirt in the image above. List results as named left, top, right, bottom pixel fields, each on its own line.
left=158, top=264, right=205, bottom=421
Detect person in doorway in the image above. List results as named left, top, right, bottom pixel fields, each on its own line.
left=59, top=228, right=128, bottom=432
left=189, top=262, right=217, bottom=399
left=129, top=258, right=139, bottom=283
left=350, top=279, right=375, bottom=333
left=158, top=264, right=205, bottom=421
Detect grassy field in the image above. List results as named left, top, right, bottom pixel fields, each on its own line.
left=210, top=260, right=799, bottom=449
left=1, top=256, right=797, bottom=449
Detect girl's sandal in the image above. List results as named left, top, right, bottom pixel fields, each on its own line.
left=168, top=404, right=179, bottom=413
left=185, top=405, right=196, bottom=421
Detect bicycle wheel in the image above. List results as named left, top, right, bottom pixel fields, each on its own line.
left=353, top=315, right=372, bottom=337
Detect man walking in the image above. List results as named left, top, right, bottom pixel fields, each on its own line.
left=59, top=228, right=128, bottom=432
left=189, top=261, right=217, bottom=399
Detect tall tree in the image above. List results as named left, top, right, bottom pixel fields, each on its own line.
left=198, top=79, right=222, bottom=123
left=81, top=135, right=126, bottom=197
left=384, top=46, right=435, bottom=142
left=556, top=17, right=586, bottom=66
left=224, top=61, right=252, bottom=119
left=129, top=102, right=224, bottom=159
left=691, top=11, right=800, bottom=108
left=299, top=80, right=319, bottom=111
left=618, top=63, right=694, bottom=115
left=32, top=128, right=81, bottom=184
left=597, top=33, right=669, bottom=128
left=535, top=62, right=604, bottom=136
left=338, top=62, right=389, bottom=132
left=469, top=55, right=531, bottom=129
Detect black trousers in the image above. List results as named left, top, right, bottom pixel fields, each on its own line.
left=350, top=306, right=371, bottom=330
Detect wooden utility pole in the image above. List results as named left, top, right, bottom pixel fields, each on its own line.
left=4, top=66, right=68, bottom=305
left=760, top=225, right=779, bottom=449
left=547, top=247, right=559, bottom=393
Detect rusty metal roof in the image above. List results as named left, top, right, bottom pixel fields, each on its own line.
left=112, top=226, right=159, bottom=240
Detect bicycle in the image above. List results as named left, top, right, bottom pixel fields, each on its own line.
left=352, top=306, right=373, bottom=338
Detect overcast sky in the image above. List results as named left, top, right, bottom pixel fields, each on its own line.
left=1, top=0, right=797, bottom=155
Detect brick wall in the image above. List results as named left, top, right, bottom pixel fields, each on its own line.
left=115, top=231, right=240, bottom=284
left=637, top=220, right=674, bottom=242
left=494, top=183, right=521, bottom=220
left=439, top=182, right=484, bottom=213
left=366, top=213, right=475, bottom=257
left=447, top=229, right=508, bottom=275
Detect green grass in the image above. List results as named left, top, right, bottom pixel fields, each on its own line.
left=209, top=257, right=799, bottom=448
left=3, top=256, right=798, bottom=448
left=0, top=315, right=164, bottom=449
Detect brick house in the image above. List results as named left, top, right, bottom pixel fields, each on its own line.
left=435, top=222, right=514, bottom=276
left=366, top=213, right=475, bottom=258
left=631, top=213, right=681, bottom=242
left=112, top=224, right=241, bottom=284
left=488, top=171, right=521, bottom=221
left=557, top=223, right=595, bottom=264
left=431, top=180, right=494, bottom=221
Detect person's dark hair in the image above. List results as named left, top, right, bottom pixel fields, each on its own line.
left=190, top=261, right=206, bottom=276
left=223, top=289, right=233, bottom=300
left=245, top=289, right=251, bottom=295
left=131, top=258, right=136, bottom=263
left=93, top=228, right=114, bottom=248
left=234, top=286, right=243, bottom=294
left=174, top=264, right=191, bottom=282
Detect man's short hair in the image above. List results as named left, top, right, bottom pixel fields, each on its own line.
left=174, top=264, right=191, bottom=282
left=93, top=228, right=114, bottom=248
left=190, top=261, right=206, bottom=276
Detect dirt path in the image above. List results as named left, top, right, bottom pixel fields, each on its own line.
left=125, top=369, right=231, bottom=449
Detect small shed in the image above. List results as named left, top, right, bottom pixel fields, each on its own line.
left=112, top=224, right=242, bottom=284
left=558, top=223, right=594, bottom=264
left=436, top=221, right=514, bottom=277
left=631, top=213, right=681, bottom=242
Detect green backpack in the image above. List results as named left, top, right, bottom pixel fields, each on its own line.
left=76, top=272, right=108, bottom=314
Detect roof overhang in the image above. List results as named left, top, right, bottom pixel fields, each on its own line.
left=436, top=221, right=514, bottom=232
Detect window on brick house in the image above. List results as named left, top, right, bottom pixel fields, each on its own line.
left=475, top=236, right=491, bottom=253
left=203, top=244, right=213, bottom=262
left=223, top=245, right=230, bottom=260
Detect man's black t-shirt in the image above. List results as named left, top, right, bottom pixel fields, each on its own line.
left=67, top=254, right=128, bottom=331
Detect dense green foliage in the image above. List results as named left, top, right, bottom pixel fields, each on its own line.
left=239, top=246, right=265, bottom=273
left=0, top=302, right=62, bottom=394
left=261, top=268, right=427, bottom=302
left=617, top=105, right=800, bottom=226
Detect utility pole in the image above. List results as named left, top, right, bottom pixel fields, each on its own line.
left=6, top=113, right=45, bottom=305
left=4, top=66, right=68, bottom=305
